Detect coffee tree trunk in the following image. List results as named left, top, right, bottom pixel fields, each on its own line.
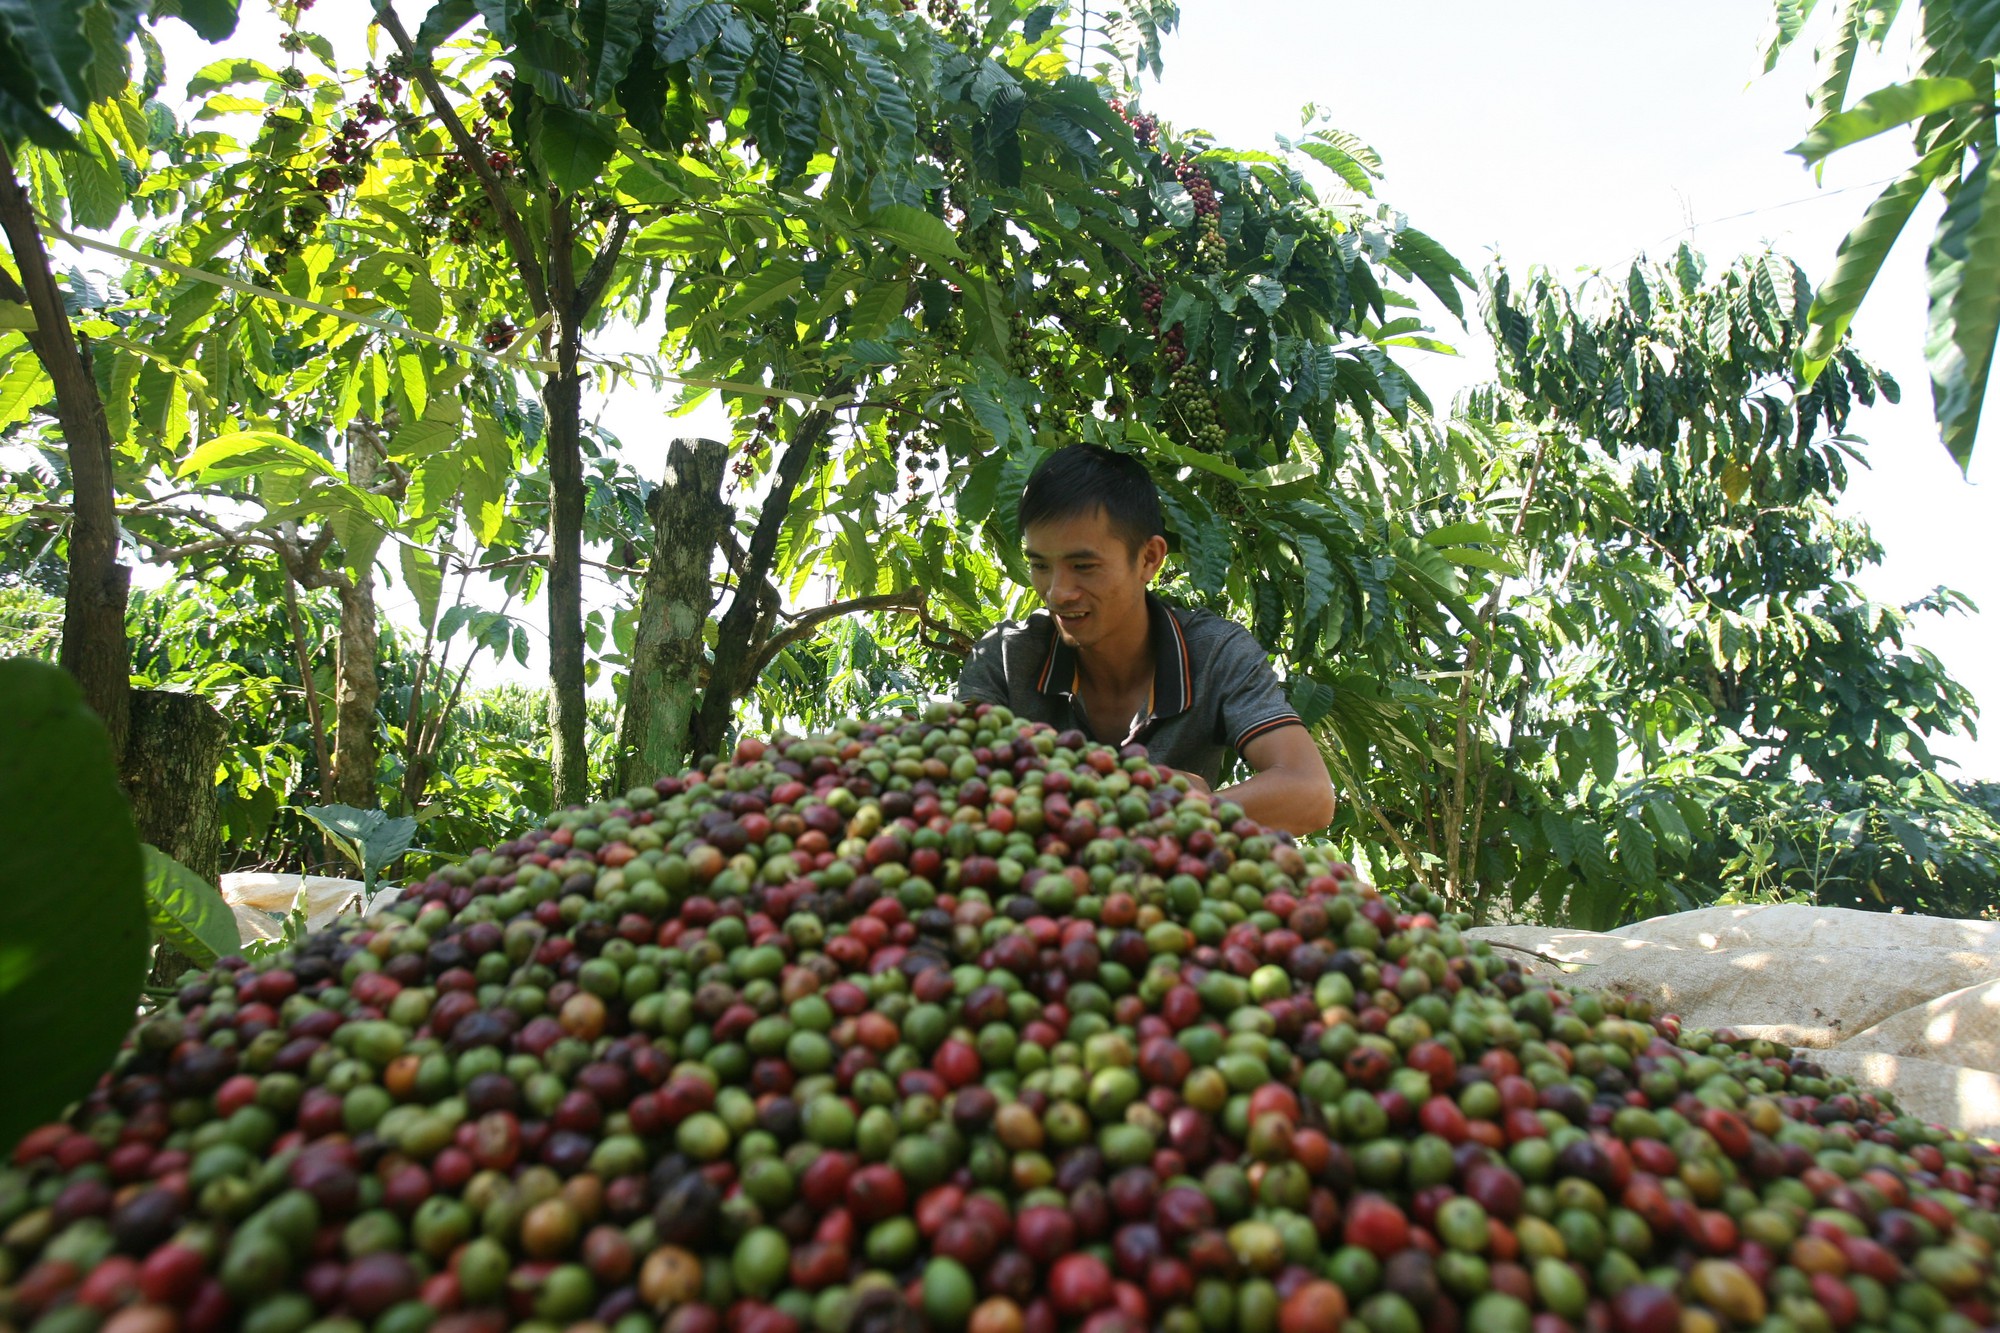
left=616, top=439, right=728, bottom=791
left=126, top=691, right=226, bottom=984
left=0, top=146, right=130, bottom=761
left=331, top=422, right=383, bottom=807
left=544, top=200, right=589, bottom=810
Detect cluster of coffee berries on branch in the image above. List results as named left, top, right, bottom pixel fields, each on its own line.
left=921, top=0, right=978, bottom=44
left=1110, top=101, right=1158, bottom=151
left=480, top=319, right=519, bottom=354
left=417, top=83, right=520, bottom=247
left=9, top=702, right=2000, bottom=1333
left=1114, top=100, right=1227, bottom=271
left=1137, top=281, right=1225, bottom=455
left=1165, top=362, right=1226, bottom=454
left=1167, top=157, right=1226, bottom=272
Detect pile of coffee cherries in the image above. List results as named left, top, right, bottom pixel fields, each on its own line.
left=5, top=703, right=2000, bottom=1333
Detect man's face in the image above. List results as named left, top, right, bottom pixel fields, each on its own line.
left=1023, top=508, right=1165, bottom=649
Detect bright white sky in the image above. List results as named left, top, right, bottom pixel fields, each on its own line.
left=147, top=1, right=1994, bottom=777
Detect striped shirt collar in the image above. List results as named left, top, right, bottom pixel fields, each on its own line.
left=1033, top=591, right=1193, bottom=721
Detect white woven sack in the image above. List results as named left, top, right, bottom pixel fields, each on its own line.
left=1612, top=903, right=2000, bottom=955
left=220, top=872, right=403, bottom=935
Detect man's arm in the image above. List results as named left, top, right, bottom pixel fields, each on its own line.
left=1216, top=724, right=1336, bottom=837
left=955, top=627, right=1010, bottom=704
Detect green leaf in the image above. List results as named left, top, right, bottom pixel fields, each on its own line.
left=163, top=0, right=242, bottom=42
left=1437, top=545, right=1521, bottom=575
left=0, top=352, right=49, bottom=428
left=1763, top=0, right=1822, bottom=71
left=0, top=660, right=147, bottom=1156
left=1156, top=483, right=1229, bottom=595
left=1574, top=818, right=1614, bottom=886
left=1540, top=810, right=1577, bottom=866
left=1949, top=0, right=2000, bottom=59
left=1883, top=811, right=1933, bottom=864
left=412, top=0, right=478, bottom=53
left=1244, top=273, right=1286, bottom=317
left=184, top=55, right=274, bottom=96
left=656, top=0, right=724, bottom=64
left=1790, top=77, right=1979, bottom=163
left=719, top=261, right=805, bottom=321
left=1617, top=817, right=1659, bottom=889
left=958, top=451, right=1003, bottom=525
left=176, top=430, right=336, bottom=482
left=62, top=123, right=124, bottom=229
left=963, top=384, right=1013, bottom=452
left=462, top=411, right=511, bottom=545
left=0, top=0, right=95, bottom=117
left=846, top=277, right=911, bottom=339
left=1645, top=796, right=1693, bottom=858
left=532, top=105, right=619, bottom=195
left=1585, top=714, right=1619, bottom=784
left=750, top=39, right=819, bottom=184
left=141, top=845, right=238, bottom=966
left=1798, top=145, right=1952, bottom=381
left=301, top=804, right=417, bottom=891
left=1150, top=179, right=1194, bottom=228
left=403, top=269, right=444, bottom=334
left=578, top=0, right=643, bottom=100
left=868, top=204, right=966, bottom=268
left=1420, top=521, right=1497, bottom=547
left=1297, top=138, right=1378, bottom=197
left=328, top=494, right=387, bottom=581
left=399, top=543, right=442, bottom=631
left=1812, top=0, right=1866, bottom=119
left=1925, top=146, right=2000, bottom=468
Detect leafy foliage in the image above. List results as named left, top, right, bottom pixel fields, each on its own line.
left=1308, top=248, right=1988, bottom=925
left=0, top=0, right=237, bottom=151
left=300, top=804, right=417, bottom=894
left=1767, top=0, right=2000, bottom=468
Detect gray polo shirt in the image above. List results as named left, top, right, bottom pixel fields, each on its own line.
left=954, top=592, right=1305, bottom=788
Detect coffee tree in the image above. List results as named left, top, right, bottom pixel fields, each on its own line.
left=1307, top=246, right=1997, bottom=924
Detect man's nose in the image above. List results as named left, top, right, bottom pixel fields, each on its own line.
left=1046, top=571, right=1078, bottom=606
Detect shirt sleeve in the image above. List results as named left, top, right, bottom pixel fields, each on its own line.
left=1211, top=627, right=1306, bottom=756
left=956, top=628, right=1011, bottom=704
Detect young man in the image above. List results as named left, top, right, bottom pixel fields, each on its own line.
left=956, top=444, right=1337, bottom=836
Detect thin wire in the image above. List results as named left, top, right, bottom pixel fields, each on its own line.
left=35, top=218, right=859, bottom=412
left=1657, top=173, right=1904, bottom=244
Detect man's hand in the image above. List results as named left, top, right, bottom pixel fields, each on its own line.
left=1163, top=767, right=1212, bottom=795
left=1214, top=726, right=1337, bottom=836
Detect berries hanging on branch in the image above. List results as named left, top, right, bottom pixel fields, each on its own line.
left=480, top=318, right=519, bottom=352
left=1138, top=276, right=1226, bottom=453
left=923, top=0, right=978, bottom=43
left=1117, top=98, right=1229, bottom=273
left=1111, top=98, right=1159, bottom=150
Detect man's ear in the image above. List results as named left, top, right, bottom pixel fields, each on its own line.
left=1138, top=533, right=1169, bottom=582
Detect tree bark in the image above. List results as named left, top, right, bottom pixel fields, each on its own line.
left=543, top=196, right=589, bottom=809
left=125, top=691, right=226, bottom=983
left=689, top=394, right=848, bottom=764
left=616, top=438, right=728, bottom=791
left=0, top=144, right=130, bottom=760
left=331, top=423, right=383, bottom=808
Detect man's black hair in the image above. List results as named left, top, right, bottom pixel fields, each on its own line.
left=1017, top=444, right=1164, bottom=554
